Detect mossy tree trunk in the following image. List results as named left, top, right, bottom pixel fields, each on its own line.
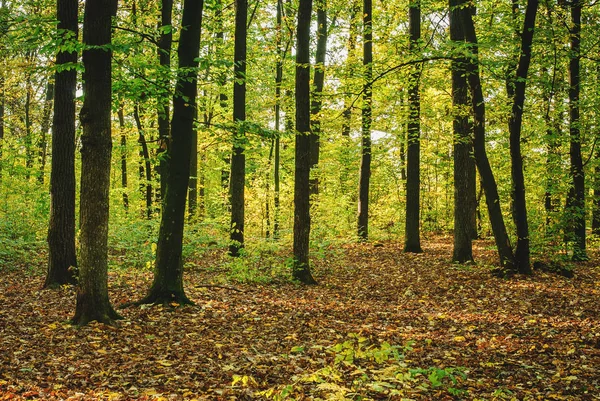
left=71, top=0, right=120, bottom=326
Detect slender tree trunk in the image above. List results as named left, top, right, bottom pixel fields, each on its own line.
left=229, top=0, right=247, bottom=256
left=45, top=0, right=78, bottom=288
left=24, top=71, right=33, bottom=180
left=136, top=0, right=204, bottom=306
left=568, top=0, right=587, bottom=261
left=118, top=100, right=129, bottom=210
left=157, top=0, right=173, bottom=201
left=293, top=0, right=317, bottom=284
left=309, top=0, right=327, bottom=195
left=133, top=103, right=153, bottom=219
left=507, top=0, right=538, bottom=274
left=38, top=80, right=54, bottom=184
left=450, top=0, right=473, bottom=263
left=404, top=0, right=423, bottom=253
left=71, top=0, right=120, bottom=326
left=188, top=125, right=198, bottom=218
left=342, top=0, right=359, bottom=137
left=460, top=0, right=515, bottom=269
left=273, top=0, right=284, bottom=240
left=357, top=0, right=372, bottom=240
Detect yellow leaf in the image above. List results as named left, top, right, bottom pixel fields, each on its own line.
left=157, top=360, right=173, bottom=367
left=453, top=336, right=466, bottom=342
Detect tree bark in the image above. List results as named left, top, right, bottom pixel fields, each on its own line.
left=404, top=0, right=422, bottom=253
left=507, top=0, right=538, bottom=274
left=71, top=0, right=120, bottom=326
left=133, top=103, right=153, bottom=219
left=272, top=0, right=284, bottom=240
left=459, top=0, right=515, bottom=269
left=45, top=0, right=78, bottom=288
left=38, top=80, right=54, bottom=184
left=188, top=123, right=198, bottom=218
left=293, top=0, right=317, bottom=284
left=229, top=0, right=247, bottom=257
left=137, top=0, right=203, bottom=306
left=568, top=0, right=587, bottom=261
left=357, top=0, right=372, bottom=240
left=449, top=0, right=473, bottom=263
left=309, top=0, right=327, bottom=196
left=117, top=100, right=129, bottom=210
left=156, top=0, right=173, bottom=202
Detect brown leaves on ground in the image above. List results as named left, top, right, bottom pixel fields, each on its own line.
left=1, top=237, right=599, bottom=400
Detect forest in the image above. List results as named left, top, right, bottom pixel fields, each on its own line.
left=0, top=0, right=599, bottom=398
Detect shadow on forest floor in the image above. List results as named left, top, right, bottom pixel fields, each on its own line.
left=1, top=237, right=599, bottom=400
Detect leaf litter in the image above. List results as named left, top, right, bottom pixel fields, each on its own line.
left=0, top=237, right=599, bottom=400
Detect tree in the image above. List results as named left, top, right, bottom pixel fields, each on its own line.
left=229, top=0, right=247, bottom=257
left=44, top=0, right=78, bottom=288
left=567, top=0, right=586, bottom=261
left=71, top=0, right=120, bottom=325
left=136, top=0, right=204, bottom=306
left=309, top=0, right=327, bottom=195
left=459, top=0, right=515, bottom=269
left=357, top=0, right=372, bottom=240
left=404, top=0, right=422, bottom=253
left=156, top=0, right=173, bottom=201
left=449, top=0, right=473, bottom=263
left=293, top=0, right=317, bottom=284
left=507, top=0, right=538, bottom=273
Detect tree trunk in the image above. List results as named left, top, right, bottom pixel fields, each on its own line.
left=156, top=0, right=173, bottom=202
left=273, top=0, right=284, bottom=240
left=118, top=100, right=129, bottom=210
left=229, top=0, right=247, bottom=257
left=507, top=0, right=538, bottom=274
left=24, top=71, right=33, bottom=180
left=404, top=0, right=422, bottom=253
left=136, top=0, right=203, bottom=306
left=188, top=125, right=198, bottom=218
left=341, top=0, right=359, bottom=137
left=71, top=0, right=120, bottom=326
left=45, top=0, right=78, bottom=288
left=293, top=0, right=317, bottom=284
left=357, top=0, right=372, bottom=240
left=459, top=0, right=515, bottom=269
left=133, top=103, right=153, bottom=219
left=449, top=0, right=473, bottom=263
left=309, top=0, right=327, bottom=195
left=568, top=0, right=587, bottom=261
left=38, top=80, right=54, bottom=184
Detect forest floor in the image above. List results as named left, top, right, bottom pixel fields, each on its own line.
left=1, top=236, right=599, bottom=400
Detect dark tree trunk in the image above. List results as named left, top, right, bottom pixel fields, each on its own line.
left=273, top=0, right=284, bottom=240
left=309, top=0, right=327, bottom=195
left=118, top=100, right=129, bottom=210
left=404, top=0, right=422, bottom=253
left=136, top=0, right=203, bottom=306
left=38, top=80, right=54, bottom=184
left=156, top=0, right=173, bottom=201
left=133, top=103, right=153, bottom=219
left=449, top=0, right=473, bottom=263
left=568, top=0, right=587, bottom=261
left=188, top=125, right=198, bottom=218
left=507, top=0, right=538, bottom=274
left=71, top=0, right=120, bottom=326
left=293, top=0, right=317, bottom=284
left=357, top=0, right=372, bottom=240
left=459, top=0, right=515, bottom=269
left=24, top=72, right=33, bottom=180
left=341, top=0, right=359, bottom=137
left=45, top=0, right=78, bottom=288
left=229, top=0, right=247, bottom=257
